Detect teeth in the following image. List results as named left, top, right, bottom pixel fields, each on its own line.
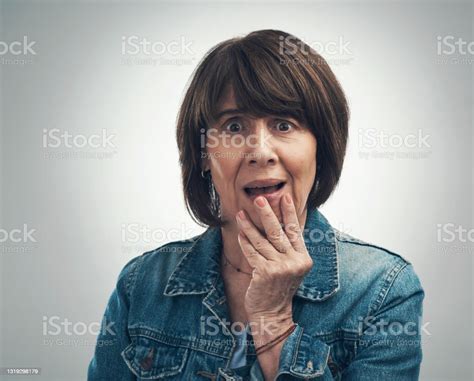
left=248, top=186, right=276, bottom=195
left=245, top=182, right=284, bottom=196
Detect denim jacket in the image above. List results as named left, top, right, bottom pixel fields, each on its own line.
left=88, top=208, right=424, bottom=380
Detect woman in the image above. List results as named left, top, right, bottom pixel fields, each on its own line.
left=88, top=30, right=424, bottom=381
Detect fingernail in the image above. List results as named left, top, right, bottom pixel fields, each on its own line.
left=255, top=197, right=266, bottom=208
left=284, top=193, right=292, bottom=205
left=237, top=210, right=246, bottom=220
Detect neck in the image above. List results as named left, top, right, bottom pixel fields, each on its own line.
left=220, top=223, right=254, bottom=275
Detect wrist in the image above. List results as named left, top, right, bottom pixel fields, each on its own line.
left=255, top=322, right=297, bottom=355
left=247, top=308, right=293, bottom=328
left=248, top=316, right=295, bottom=347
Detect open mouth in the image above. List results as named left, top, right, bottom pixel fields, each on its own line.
left=244, top=181, right=286, bottom=197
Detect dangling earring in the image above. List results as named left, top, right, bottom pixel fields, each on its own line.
left=202, top=170, right=220, bottom=218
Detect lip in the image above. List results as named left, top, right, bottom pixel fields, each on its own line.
left=242, top=178, right=287, bottom=202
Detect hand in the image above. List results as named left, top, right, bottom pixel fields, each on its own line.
left=236, top=193, right=313, bottom=336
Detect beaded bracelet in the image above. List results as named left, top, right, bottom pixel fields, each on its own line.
left=255, top=323, right=297, bottom=355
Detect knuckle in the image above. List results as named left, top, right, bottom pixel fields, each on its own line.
left=287, top=233, right=299, bottom=244
left=294, top=267, right=307, bottom=277
left=254, top=240, right=266, bottom=251
left=247, top=249, right=259, bottom=258
left=286, top=222, right=301, bottom=234
left=268, top=229, right=282, bottom=241
left=285, top=224, right=303, bottom=241
left=280, top=262, right=292, bottom=274
left=292, top=259, right=312, bottom=276
left=302, top=259, right=314, bottom=272
left=289, top=265, right=303, bottom=277
left=302, top=255, right=313, bottom=266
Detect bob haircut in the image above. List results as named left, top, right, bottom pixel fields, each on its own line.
left=176, top=29, right=349, bottom=227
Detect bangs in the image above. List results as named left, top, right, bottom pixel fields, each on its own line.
left=201, top=39, right=309, bottom=127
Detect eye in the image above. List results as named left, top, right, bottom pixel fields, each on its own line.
left=275, top=120, right=294, bottom=132
left=224, top=121, right=243, bottom=134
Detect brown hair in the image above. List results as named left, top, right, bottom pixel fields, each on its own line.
left=176, top=29, right=349, bottom=227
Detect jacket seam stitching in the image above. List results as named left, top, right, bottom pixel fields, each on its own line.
left=336, top=236, right=411, bottom=264
left=369, top=260, right=408, bottom=317
left=125, top=254, right=143, bottom=301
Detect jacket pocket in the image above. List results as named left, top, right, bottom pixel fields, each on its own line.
left=121, top=333, right=189, bottom=379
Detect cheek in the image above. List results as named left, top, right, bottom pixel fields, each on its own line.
left=286, top=146, right=317, bottom=186
left=207, top=155, right=240, bottom=202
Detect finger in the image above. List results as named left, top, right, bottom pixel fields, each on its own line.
left=254, top=196, right=292, bottom=254
left=236, top=210, right=278, bottom=260
left=280, top=193, right=306, bottom=252
left=237, top=231, right=267, bottom=269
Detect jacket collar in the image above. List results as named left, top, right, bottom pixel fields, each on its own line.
left=164, top=208, right=339, bottom=302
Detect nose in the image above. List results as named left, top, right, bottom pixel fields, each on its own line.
left=244, top=122, right=278, bottom=168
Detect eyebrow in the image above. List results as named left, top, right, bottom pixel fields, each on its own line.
left=214, top=108, right=244, bottom=121
left=213, top=108, right=304, bottom=125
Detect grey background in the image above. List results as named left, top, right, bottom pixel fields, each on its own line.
left=0, top=1, right=472, bottom=380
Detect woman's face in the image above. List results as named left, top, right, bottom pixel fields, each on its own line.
left=203, top=87, right=317, bottom=230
